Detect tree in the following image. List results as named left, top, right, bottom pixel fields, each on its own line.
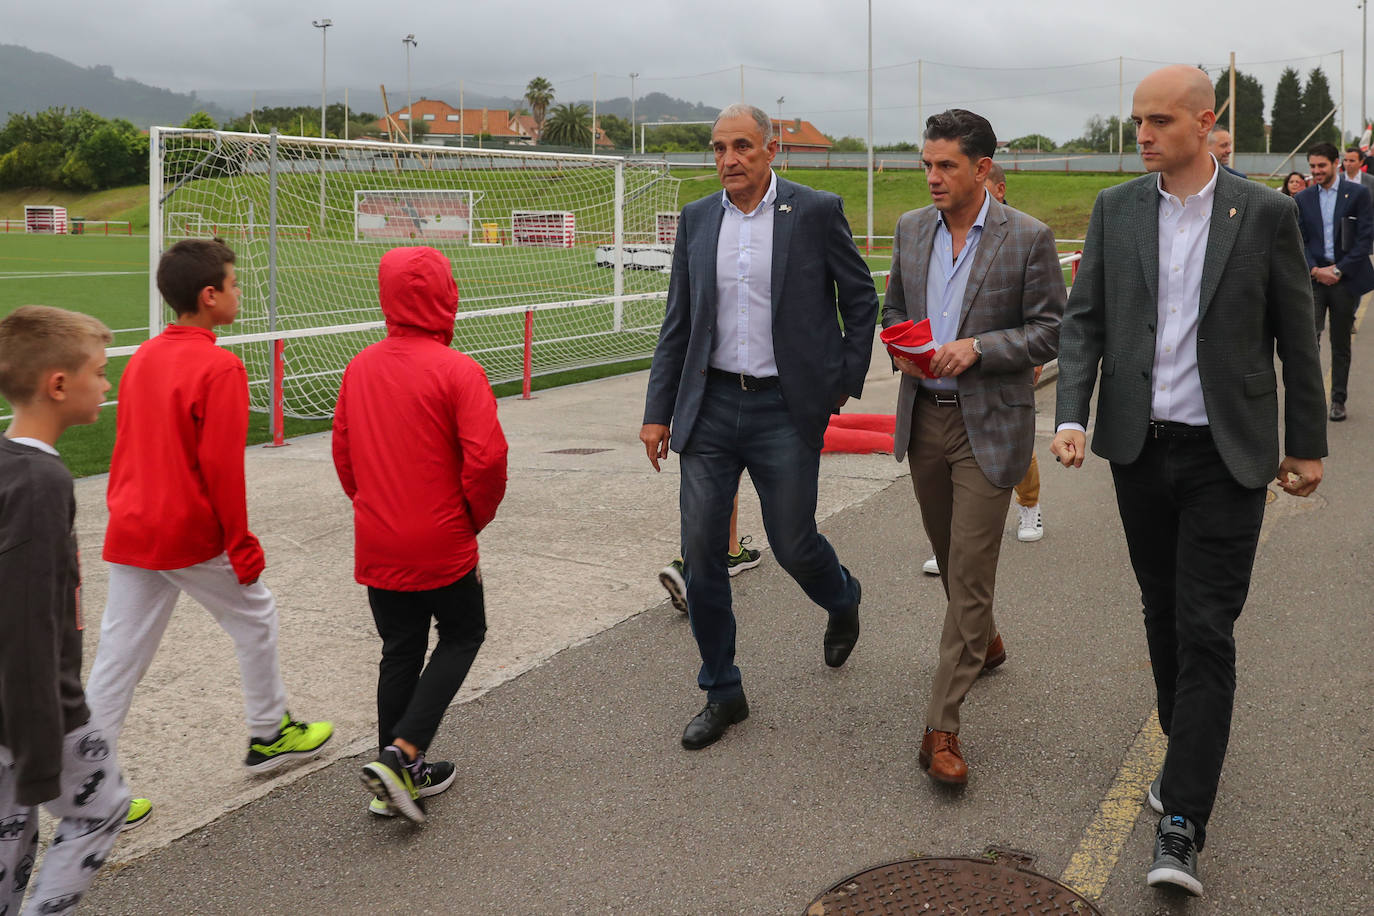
left=0, top=107, right=148, bottom=190
left=1064, top=115, right=1135, bottom=152
left=641, top=123, right=712, bottom=152
left=1007, top=133, right=1056, bottom=151
left=1213, top=70, right=1265, bottom=152
left=181, top=111, right=217, bottom=130
left=597, top=113, right=632, bottom=149
left=1269, top=67, right=1305, bottom=154
left=540, top=103, right=591, bottom=147
left=1300, top=67, right=1341, bottom=148
left=525, top=76, right=554, bottom=132
left=828, top=136, right=867, bottom=152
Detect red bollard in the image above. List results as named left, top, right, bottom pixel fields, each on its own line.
left=521, top=309, right=534, bottom=400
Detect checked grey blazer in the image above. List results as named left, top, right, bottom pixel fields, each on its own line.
left=1055, top=167, right=1328, bottom=487
left=883, top=197, right=1065, bottom=488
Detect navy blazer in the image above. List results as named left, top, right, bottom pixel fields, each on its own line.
left=642, top=176, right=879, bottom=451
left=1294, top=177, right=1374, bottom=296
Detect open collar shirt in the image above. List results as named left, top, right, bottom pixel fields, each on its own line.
left=711, top=170, right=779, bottom=377
left=1317, top=173, right=1341, bottom=262
left=1151, top=155, right=1219, bottom=426
left=921, top=189, right=991, bottom=391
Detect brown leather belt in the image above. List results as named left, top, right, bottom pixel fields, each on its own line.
left=1148, top=420, right=1211, bottom=440
left=919, top=388, right=960, bottom=406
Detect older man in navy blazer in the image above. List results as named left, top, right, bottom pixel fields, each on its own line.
left=1295, top=142, right=1374, bottom=421
left=640, top=103, right=878, bottom=751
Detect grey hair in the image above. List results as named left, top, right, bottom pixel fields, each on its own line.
left=1209, top=126, right=1231, bottom=137
left=713, top=103, right=774, bottom=144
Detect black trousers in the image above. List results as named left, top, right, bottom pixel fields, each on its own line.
left=368, top=568, right=486, bottom=755
left=1313, top=279, right=1357, bottom=405
left=1110, top=432, right=1266, bottom=850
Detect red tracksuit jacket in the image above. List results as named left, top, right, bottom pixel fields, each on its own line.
left=332, top=246, right=508, bottom=591
left=104, top=324, right=264, bottom=584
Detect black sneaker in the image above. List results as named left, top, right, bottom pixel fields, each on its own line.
left=725, top=536, right=763, bottom=576
left=361, top=746, right=456, bottom=824
left=659, top=558, right=687, bottom=613
left=1147, top=814, right=1203, bottom=896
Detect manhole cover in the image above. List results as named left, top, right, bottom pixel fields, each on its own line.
left=807, top=856, right=1101, bottom=915
left=545, top=447, right=612, bottom=455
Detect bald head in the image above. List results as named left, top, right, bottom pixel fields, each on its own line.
left=1132, top=65, right=1218, bottom=179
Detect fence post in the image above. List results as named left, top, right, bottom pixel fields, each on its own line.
left=522, top=308, right=534, bottom=400
left=267, top=338, right=287, bottom=448
left=612, top=160, right=625, bottom=332
left=148, top=127, right=164, bottom=339
left=1071, top=251, right=1082, bottom=283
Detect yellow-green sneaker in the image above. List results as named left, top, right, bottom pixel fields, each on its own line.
left=122, top=797, right=152, bottom=831
left=244, top=714, right=333, bottom=774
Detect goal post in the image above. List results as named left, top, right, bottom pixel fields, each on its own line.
left=148, top=127, right=680, bottom=421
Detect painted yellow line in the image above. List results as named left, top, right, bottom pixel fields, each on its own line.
left=1059, top=710, right=1167, bottom=900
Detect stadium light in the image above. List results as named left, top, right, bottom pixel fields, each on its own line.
left=403, top=34, right=418, bottom=143
left=312, top=19, right=332, bottom=139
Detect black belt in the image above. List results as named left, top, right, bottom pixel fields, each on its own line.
left=708, top=368, right=780, bottom=391
left=918, top=388, right=960, bottom=406
left=1148, top=420, right=1211, bottom=440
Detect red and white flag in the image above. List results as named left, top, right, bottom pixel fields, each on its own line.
left=880, top=318, right=938, bottom=376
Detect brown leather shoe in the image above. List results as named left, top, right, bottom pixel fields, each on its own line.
left=982, top=633, right=1006, bottom=672
left=918, top=728, right=969, bottom=785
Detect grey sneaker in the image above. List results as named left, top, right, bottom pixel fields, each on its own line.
left=659, top=558, right=687, bottom=613
left=1147, top=814, right=1203, bottom=896
left=922, top=555, right=939, bottom=576
left=725, top=536, right=762, bottom=576
left=1147, top=770, right=1163, bottom=815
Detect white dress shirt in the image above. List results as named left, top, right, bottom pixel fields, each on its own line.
left=710, top=171, right=779, bottom=377
left=1059, top=156, right=1219, bottom=434
left=922, top=190, right=991, bottom=392
left=1317, top=174, right=1341, bottom=263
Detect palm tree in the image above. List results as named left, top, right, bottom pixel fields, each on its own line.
left=540, top=103, right=591, bottom=147
left=525, top=77, right=554, bottom=134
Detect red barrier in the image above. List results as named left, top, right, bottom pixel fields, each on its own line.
left=1071, top=250, right=1082, bottom=283
left=266, top=338, right=288, bottom=448
left=522, top=309, right=534, bottom=400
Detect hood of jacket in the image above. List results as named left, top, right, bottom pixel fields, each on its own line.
left=378, top=246, right=459, bottom=344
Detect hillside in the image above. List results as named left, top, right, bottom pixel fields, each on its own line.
left=0, top=44, right=234, bottom=126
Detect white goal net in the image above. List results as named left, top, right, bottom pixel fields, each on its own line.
left=150, top=128, right=681, bottom=419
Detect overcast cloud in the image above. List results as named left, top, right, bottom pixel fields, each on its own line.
left=8, top=0, right=1369, bottom=145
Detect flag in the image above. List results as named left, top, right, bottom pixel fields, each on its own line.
left=879, top=318, right=938, bottom=375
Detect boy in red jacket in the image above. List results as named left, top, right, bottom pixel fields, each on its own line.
left=0, top=306, right=130, bottom=913
left=334, top=246, right=507, bottom=824
left=85, top=240, right=332, bottom=825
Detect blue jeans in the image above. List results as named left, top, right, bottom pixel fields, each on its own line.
left=678, top=377, right=858, bottom=701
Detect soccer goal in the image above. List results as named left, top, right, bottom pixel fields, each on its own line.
left=149, top=128, right=681, bottom=424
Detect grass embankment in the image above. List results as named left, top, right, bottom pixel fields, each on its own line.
left=0, top=187, right=150, bottom=229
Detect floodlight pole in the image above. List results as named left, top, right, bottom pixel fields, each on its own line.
left=403, top=34, right=417, bottom=143
left=312, top=19, right=331, bottom=138
left=1363, top=2, right=1369, bottom=132
left=865, top=0, right=873, bottom=256
left=630, top=72, right=639, bottom=153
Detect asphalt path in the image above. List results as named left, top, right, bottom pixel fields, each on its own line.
left=78, top=329, right=1374, bottom=915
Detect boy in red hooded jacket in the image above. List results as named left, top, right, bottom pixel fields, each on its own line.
left=334, top=246, right=508, bottom=823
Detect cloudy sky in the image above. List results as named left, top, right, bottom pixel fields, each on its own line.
left=9, top=0, right=1370, bottom=145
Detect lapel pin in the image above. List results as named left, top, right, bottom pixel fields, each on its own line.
left=778, top=203, right=792, bottom=213
left=1228, top=208, right=1237, bottom=218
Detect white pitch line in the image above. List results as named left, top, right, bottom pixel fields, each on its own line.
left=0, top=270, right=144, bottom=280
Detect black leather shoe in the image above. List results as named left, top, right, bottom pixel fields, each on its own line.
left=823, top=577, right=861, bottom=668
left=681, top=695, right=749, bottom=750
left=1330, top=402, right=1347, bottom=422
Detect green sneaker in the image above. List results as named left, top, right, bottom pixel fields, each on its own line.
left=366, top=757, right=455, bottom=818
left=244, top=714, right=333, bottom=774
left=361, top=745, right=425, bottom=824
left=726, top=536, right=763, bottom=577
left=122, top=797, right=152, bottom=831
left=368, top=798, right=396, bottom=817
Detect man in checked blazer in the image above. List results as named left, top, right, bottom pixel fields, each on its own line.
left=883, top=109, right=1064, bottom=787
left=640, top=103, right=877, bottom=751
left=1052, top=65, right=1326, bottom=898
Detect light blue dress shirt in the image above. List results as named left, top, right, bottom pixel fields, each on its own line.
left=922, top=189, right=991, bottom=391
left=1318, top=176, right=1340, bottom=262
left=711, top=171, right=779, bottom=377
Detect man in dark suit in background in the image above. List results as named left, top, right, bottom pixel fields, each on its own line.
left=1208, top=127, right=1246, bottom=178
left=640, top=103, right=878, bottom=751
left=1053, top=65, right=1326, bottom=898
left=884, top=111, right=1063, bottom=786
left=1340, top=146, right=1374, bottom=194
left=1295, top=142, right=1374, bottom=421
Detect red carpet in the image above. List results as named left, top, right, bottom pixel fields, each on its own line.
left=822, top=413, right=896, bottom=454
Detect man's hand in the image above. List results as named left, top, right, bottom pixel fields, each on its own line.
left=1275, top=456, right=1323, bottom=496
left=640, top=423, right=671, bottom=472
left=930, top=338, right=979, bottom=377
left=1051, top=429, right=1086, bottom=468
left=893, top=354, right=928, bottom=379
left=1312, top=266, right=1340, bottom=286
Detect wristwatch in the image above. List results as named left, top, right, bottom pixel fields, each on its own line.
left=971, top=337, right=983, bottom=360
left=1333, top=266, right=1343, bottom=279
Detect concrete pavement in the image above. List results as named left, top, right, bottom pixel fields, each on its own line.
left=63, top=326, right=1374, bottom=914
